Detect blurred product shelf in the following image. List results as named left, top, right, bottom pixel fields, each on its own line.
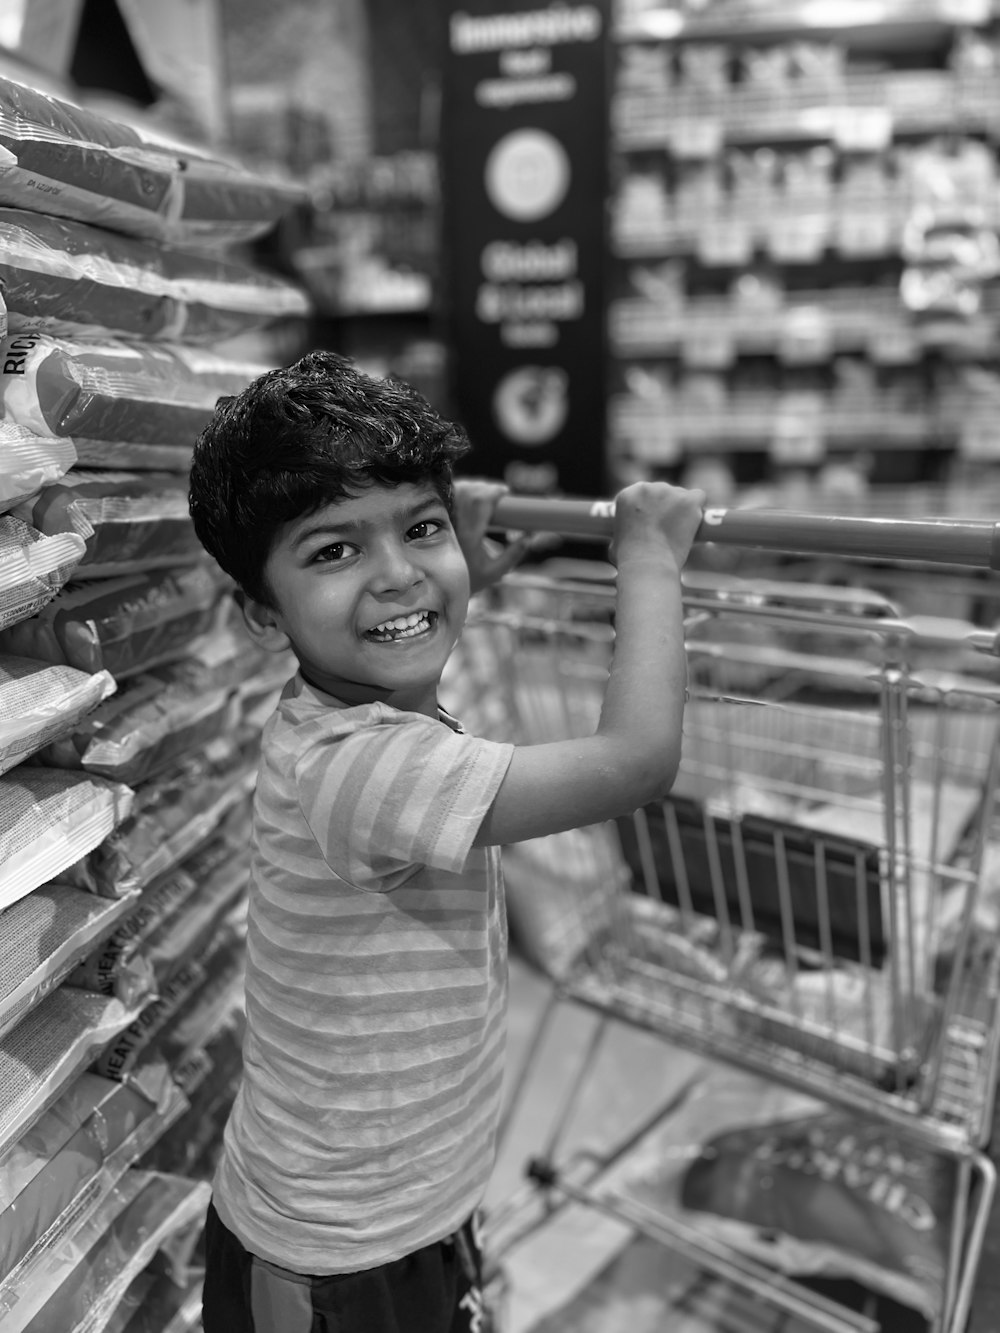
left=607, top=0, right=1000, bottom=492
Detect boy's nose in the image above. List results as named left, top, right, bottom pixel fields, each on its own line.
left=370, top=540, right=422, bottom=593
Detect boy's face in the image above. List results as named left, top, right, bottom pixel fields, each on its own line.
left=246, top=481, right=470, bottom=717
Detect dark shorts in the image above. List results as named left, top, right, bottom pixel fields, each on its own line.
left=202, top=1200, right=493, bottom=1333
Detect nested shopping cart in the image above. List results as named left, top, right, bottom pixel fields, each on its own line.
left=455, top=498, right=1000, bottom=1333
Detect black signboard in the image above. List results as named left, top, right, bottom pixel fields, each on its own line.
left=440, top=1, right=610, bottom=497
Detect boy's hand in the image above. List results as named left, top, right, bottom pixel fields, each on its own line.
left=609, top=481, right=706, bottom=571
left=453, top=479, right=533, bottom=594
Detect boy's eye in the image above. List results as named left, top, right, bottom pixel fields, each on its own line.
left=311, top=541, right=356, bottom=564
left=407, top=518, right=445, bottom=541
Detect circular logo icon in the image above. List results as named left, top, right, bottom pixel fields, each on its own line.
left=484, top=129, right=570, bottom=222
left=492, top=366, right=569, bottom=445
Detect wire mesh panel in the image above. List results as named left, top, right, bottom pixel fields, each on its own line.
left=448, top=571, right=1000, bottom=1157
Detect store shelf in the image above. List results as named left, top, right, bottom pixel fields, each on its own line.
left=616, top=0, right=996, bottom=45
left=609, top=395, right=946, bottom=461
left=612, top=213, right=907, bottom=265
left=607, top=3, right=1000, bottom=493
left=610, top=288, right=920, bottom=362
left=289, top=241, right=432, bottom=315
left=614, top=74, right=1000, bottom=153
left=286, top=149, right=439, bottom=318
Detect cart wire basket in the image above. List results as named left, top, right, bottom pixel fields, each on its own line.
left=456, top=498, right=1000, bottom=1333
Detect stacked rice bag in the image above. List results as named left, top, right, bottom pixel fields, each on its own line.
left=0, top=207, right=310, bottom=343
left=0, top=73, right=305, bottom=1328
left=0, top=78, right=306, bottom=246
left=0, top=332, right=274, bottom=471
left=0, top=429, right=93, bottom=630
left=602, top=1063, right=959, bottom=1325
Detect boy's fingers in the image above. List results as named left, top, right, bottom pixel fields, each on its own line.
left=455, top=479, right=509, bottom=521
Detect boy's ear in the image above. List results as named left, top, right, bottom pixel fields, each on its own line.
left=238, top=590, right=292, bottom=653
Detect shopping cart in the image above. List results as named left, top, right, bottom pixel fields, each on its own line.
left=694, top=480, right=1000, bottom=628
left=457, top=498, right=1000, bottom=1333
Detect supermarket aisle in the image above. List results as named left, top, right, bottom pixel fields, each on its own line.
left=492, top=953, right=998, bottom=1333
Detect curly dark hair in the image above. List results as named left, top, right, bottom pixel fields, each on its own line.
left=188, top=350, right=471, bottom=605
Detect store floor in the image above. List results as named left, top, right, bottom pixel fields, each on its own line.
left=489, top=953, right=998, bottom=1333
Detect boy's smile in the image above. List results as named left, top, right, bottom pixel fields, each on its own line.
left=246, top=482, right=470, bottom=716
left=366, top=609, right=435, bottom=642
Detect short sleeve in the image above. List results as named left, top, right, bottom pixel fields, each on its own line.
left=293, top=713, right=513, bottom=891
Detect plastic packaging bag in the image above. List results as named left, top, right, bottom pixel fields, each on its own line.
left=38, top=657, right=239, bottom=786
left=0, top=564, right=229, bottom=679
left=47, top=471, right=203, bottom=580
left=0, top=206, right=309, bottom=343
left=96, top=1272, right=157, bottom=1333
left=170, top=1004, right=245, bottom=1106
left=105, top=1269, right=202, bottom=1333
left=237, top=659, right=295, bottom=732
left=604, top=1064, right=956, bottom=1320
left=143, top=1018, right=244, bottom=1181
left=91, top=958, right=209, bottom=1083
left=0, top=989, right=145, bottom=1159
left=0, top=656, right=115, bottom=776
left=0, top=882, right=139, bottom=1041
left=0, top=331, right=268, bottom=448
left=0, top=1072, right=186, bottom=1321
left=0, top=503, right=91, bottom=631
left=0, top=424, right=76, bottom=513
left=501, top=824, right=630, bottom=981
left=0, top=767, right=133, bottom=911
left=65, top=827, right=247, bottom=1001
left=145, top=922, right=246, bottom=1070
left=65, top=746, right=255, bottom=897
left=0, top=75, right=304, bottom=245
left=6, top=1168, right=210, bottom=1333
left=69, top=439, right=191, bottom=473
left=63, top=866, right=197, bottom=1004
left=110, top=860, right=247, bottom=1011
left=733, top=949, right=939, bottom=1083
left=94, top=922, right=245, bottom=1084
left=181, top=608, right=294, bottom=697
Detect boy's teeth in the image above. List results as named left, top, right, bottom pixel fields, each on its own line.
left=375, top=612, right=423, bottom=631
left=370, top=612, right=431, bottom=638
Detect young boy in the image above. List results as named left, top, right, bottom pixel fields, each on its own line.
left=188, top=350, right=704, bottom=1333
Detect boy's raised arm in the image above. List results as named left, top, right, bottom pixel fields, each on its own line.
left=473, top=481, right=705, bottom=847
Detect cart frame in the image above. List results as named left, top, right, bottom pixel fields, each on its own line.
left=455, top=504, right=1000, bottom=1333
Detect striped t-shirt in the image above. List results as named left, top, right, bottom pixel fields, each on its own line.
left=212, top=674, right=515, bottom=1274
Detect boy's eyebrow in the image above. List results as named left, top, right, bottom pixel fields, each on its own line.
left=289, top=517, right=359, bottom=550
left=288, top=495, right=445, bottom=551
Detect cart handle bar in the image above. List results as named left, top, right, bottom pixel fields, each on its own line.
left=492, top=496, right=1000, bottom=571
